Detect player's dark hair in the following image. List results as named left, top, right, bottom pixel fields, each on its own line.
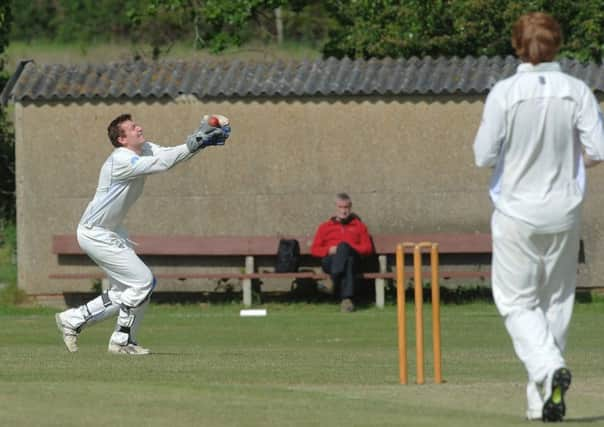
left=512, top=12, right=562, bottom=65
left=107, top=114, right=132, bottom=148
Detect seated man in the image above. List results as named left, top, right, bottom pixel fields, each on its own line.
left=311, top=193, right=373, bottom=312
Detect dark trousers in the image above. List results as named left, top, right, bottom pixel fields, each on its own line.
left=321, top=242, right=360, bottom=300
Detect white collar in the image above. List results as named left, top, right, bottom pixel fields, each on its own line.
left=517, top=62, right=561, bottom=73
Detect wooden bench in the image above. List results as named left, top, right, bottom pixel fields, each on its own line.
left=50, top=233, right=492, bottom=307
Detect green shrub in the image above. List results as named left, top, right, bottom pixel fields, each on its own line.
left=0, top=281, right=26, bottom=305
left=0, top=221, right=20, bottom=304
left=0, top=220, right=16, bottom=265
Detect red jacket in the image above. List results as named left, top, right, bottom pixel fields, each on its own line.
left=310, top=214, right=373, bottom=257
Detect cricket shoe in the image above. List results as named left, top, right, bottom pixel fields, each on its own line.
left=542, top=367, right=572, bottom=422
left=108, top=342, right=151, bottom=356
left=55, top=313, right=79, bottom=353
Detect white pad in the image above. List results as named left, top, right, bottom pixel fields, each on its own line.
left=61, top=292, right=118, bottom=331
left=130, top=299, right=149, bottom=344
left=110, top=300, right=150, bottom=346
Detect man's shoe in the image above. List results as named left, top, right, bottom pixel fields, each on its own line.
left=542, top=367, right=572, bottom=422
left=55, top=313, right=78, bottom=353
left=340, top=298, right=355, bottom=313
left=108, top=342, right=151, bottom=356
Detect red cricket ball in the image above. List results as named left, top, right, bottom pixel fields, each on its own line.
left=208, top=116, right=221, bottom=127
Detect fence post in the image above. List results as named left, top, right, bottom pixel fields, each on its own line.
left=375, top=255, right=387, bottom=308
left=242, top=256, right=254, bottom=307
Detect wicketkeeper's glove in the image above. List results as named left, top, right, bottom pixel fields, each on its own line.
left=186, top=114, right=231, bottom=153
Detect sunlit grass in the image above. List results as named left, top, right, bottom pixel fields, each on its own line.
left=5, top=39, right=323, bottom=72
left=0, top=302, right=602, bottom=426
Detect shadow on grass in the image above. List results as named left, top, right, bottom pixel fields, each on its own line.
left=147, top=352, right=185, bottom=356
left=565, top=415, right=604, bottom=423
left=61, top=282, right=600, bottom=308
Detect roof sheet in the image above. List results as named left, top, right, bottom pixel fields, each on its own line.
left=3, top=56, right=604, bottom=103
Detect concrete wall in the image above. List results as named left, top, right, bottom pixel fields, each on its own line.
left=15, top=95, right=604, bottom=297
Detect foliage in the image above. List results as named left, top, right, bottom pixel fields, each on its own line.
left=10, top=0, right=59, bottom=42
left=0, top=281, right=25, bottom=305
left=0, top=0, right=10, bottom=54
left=10, top=1, right=329, bottom=58
left=0, top=1, right=13, bottom=222
left=10, top=1, right=604, bottom=62
left=0, top=220, right=15, bottom=255
left=322, top=0, right=604, bottom=62
left=11, top=0, right=137, bottom=45
left=0, top=221, right=20, bottom=304
left=0, top=107, right=14, bottom=220
left=126, top=0, right=195, bottom=59
left=128, top=0, right=290, bottom=54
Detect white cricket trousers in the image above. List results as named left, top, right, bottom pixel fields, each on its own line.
left=491, top=210, right=580, bottom=384
left=59, top=225, right=155, bottom=345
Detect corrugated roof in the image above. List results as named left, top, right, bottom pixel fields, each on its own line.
left=3, top=56, right=604, bottom=103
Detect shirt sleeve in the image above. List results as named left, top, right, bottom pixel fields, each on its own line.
left=310, top=223, right=329, bottom=258
left=473, top=88, right=506, bottom=168
left=576, top=85, right=604, bottom=161
left=350, top=221, right=373, bottom=256
left=111, top=142, right=195, bottom=181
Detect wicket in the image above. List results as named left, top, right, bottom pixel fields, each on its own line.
left=396, top=242, right=442, bottom=385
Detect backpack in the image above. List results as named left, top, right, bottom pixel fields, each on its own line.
left=275, top=239, right=301, bottom=273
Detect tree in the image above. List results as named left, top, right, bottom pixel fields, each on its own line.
left=0, top=106, right=13, bottom=221
left=127, top=0, right=328, bottom=56
left=0, top=0, right=14, bottom=221
left=322, top=0, right=604, bottom=63
left=126, top=0, right=194, bottom=59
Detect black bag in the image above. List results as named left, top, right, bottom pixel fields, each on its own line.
left=275, top=239, right=301, bottom=273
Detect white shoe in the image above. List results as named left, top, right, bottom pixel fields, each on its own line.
left=129, top=343, right=151, bottom=355
left=108, top=342, right=151, bottom=356
left=55, top=313, right=78, bottom=353
left=526, top=381, right=543, bottom=421
left=526, top=408, right=542, bottom=421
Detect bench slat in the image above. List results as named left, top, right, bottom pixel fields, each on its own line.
left=53, top=233, right=491, bottom=256
left=52, top=234, right=314, bottom=256
left=49, top=270, right=490, bottom=281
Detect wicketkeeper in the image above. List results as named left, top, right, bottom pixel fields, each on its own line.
left=473, top=12, right=604, bottom=422
left=55, top=113, right=230, bottom=355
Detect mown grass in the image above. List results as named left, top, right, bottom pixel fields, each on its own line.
left=0, top=302, right=602, bottom=426
left=5, top=40, right=323, bottom=72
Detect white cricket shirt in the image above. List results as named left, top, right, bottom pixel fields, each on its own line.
left=80, top=142, right=193, bottom=231
left=473, top=62, right=604, bottom=232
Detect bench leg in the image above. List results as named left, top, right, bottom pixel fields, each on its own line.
left=375, top=255, right=386, bottom=309
left=242, top=256, right=254, bottom=307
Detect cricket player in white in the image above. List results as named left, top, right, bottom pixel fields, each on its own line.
left=55, top=113, right=230, bottom=355
left=474, top=12, right=604, bottom=422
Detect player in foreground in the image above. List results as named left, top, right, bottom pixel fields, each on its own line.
left=474, top=12, right=604, bottom=422
left=55, top=113, right=230, bottom=355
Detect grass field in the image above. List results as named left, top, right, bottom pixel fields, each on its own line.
left=5, top=40, right=322, bottom=73
left=0, top=301, right=603, bottom=427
